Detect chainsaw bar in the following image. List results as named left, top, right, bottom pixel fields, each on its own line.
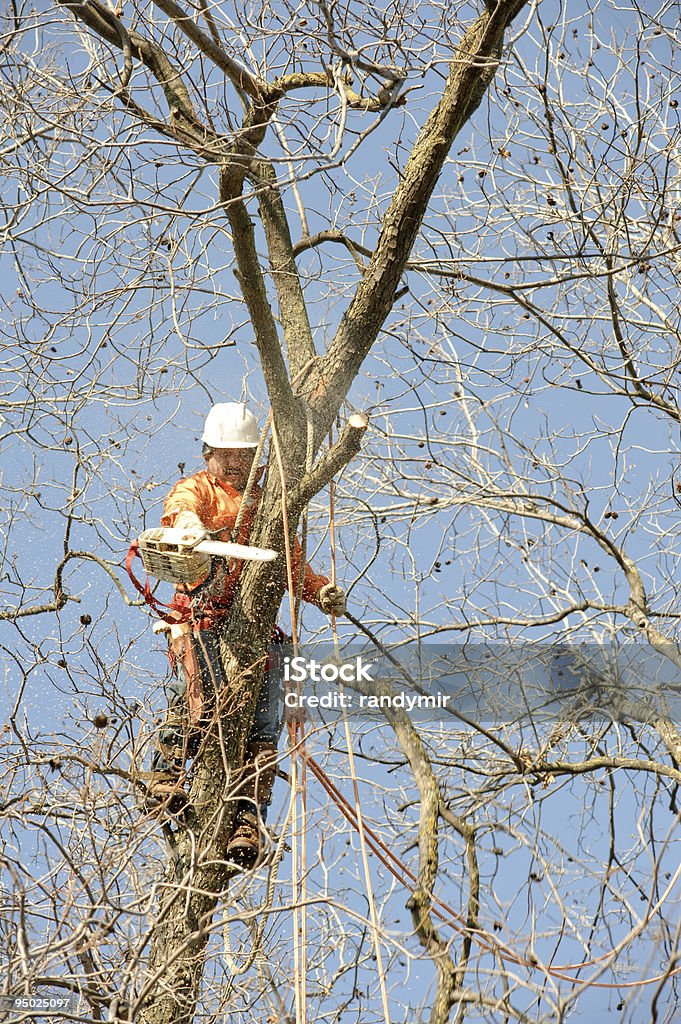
left=195, top=539, right=277, bottom=562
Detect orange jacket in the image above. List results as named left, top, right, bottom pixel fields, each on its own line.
left=162, top=470, right=328, bottom=624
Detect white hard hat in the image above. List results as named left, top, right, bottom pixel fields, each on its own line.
left=201, top=403, right=259, bottom=448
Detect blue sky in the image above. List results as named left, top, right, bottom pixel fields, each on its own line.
left=1, top=0, right=680, bottom=1019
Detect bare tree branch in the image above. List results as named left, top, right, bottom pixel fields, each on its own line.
left=152, top=0, right=264, bottom=100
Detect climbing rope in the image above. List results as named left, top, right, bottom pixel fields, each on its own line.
left=328, top=427, right=392, bottom=1024
left=271, top=420, right=307, bottom=1024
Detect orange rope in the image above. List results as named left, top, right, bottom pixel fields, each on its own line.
left=321, top=449, right=681, bottom=992
left=304, top=751, right=681, bottom=990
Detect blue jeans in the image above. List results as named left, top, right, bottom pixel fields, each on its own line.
left=152, top=628, right=283, bottom=774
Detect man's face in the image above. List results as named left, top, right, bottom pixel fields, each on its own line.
left=205, top=447, right=256, bottom=491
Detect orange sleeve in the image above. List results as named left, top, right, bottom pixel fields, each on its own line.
left=161, top=475, right=209, bottom=527
left=291, top=538, right=329, bottom=605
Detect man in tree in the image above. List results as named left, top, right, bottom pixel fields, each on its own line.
left=148, top=402, right=346, bottom=867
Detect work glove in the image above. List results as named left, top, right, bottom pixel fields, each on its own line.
left=174, top=509, right=208, bottom=546
left=318, top=583, right=346, bottom=616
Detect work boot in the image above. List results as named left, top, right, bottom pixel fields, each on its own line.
left=156, top=708, right=191, bottom=768
left=224, top=742, right=278, bottom=868
left=142, top=771, right=188, bottom=815
left=224, top=807, right=262, bottom=868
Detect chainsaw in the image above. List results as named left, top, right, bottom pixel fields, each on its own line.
left=136, top=526, right=277, bottom=587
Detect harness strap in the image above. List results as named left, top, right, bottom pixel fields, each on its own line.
left=125, top=539, right=192, bottom=624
